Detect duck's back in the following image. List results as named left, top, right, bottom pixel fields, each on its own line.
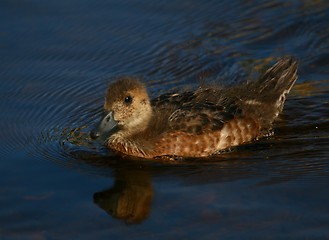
left=146, top=57, right=298, bottom=158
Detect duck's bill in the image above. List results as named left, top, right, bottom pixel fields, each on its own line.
left=90, top=111, right=118, bottom=141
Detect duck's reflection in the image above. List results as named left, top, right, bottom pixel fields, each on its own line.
left=93, top=168, right=153, bottom=224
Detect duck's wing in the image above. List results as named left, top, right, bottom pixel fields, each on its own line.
left=166, top=99, right=242, bottom=135
left=151, top=88, right=244, bottom=135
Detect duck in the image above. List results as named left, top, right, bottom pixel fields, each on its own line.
left=91, top=57, right=298, bottom=159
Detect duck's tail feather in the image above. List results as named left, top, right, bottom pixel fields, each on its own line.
left=259, top=57, right=297, bottom=96
left=255, top=57, right=298, bottom=113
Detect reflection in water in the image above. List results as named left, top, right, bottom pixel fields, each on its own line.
left=94, top=169, right=153, bottom=224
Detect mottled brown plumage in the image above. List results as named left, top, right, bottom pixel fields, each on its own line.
left=91, top=57, right=298, bottom=159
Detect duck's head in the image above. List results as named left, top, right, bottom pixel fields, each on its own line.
left=91, top=77, right=152, bottom=141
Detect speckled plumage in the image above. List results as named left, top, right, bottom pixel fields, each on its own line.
left=92, top=57, right=298, bottom=159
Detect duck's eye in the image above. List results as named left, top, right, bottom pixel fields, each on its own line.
left=124, top=95, right=133, bottom=105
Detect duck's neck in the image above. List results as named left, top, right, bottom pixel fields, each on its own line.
left=108, top=115, right=153, bottom=158
left=119, top=104, right=153, bottom=137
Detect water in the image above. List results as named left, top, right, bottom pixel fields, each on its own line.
left=1, top=0, right=329, bottom=239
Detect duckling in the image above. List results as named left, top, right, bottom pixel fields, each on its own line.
left=91, top=57, right=298, bottom=159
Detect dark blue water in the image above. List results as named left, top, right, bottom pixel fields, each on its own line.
left=1, top=0, right=329, bottom=239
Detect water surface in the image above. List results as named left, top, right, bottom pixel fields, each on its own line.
left=1, top=0, right=329, bottom=239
